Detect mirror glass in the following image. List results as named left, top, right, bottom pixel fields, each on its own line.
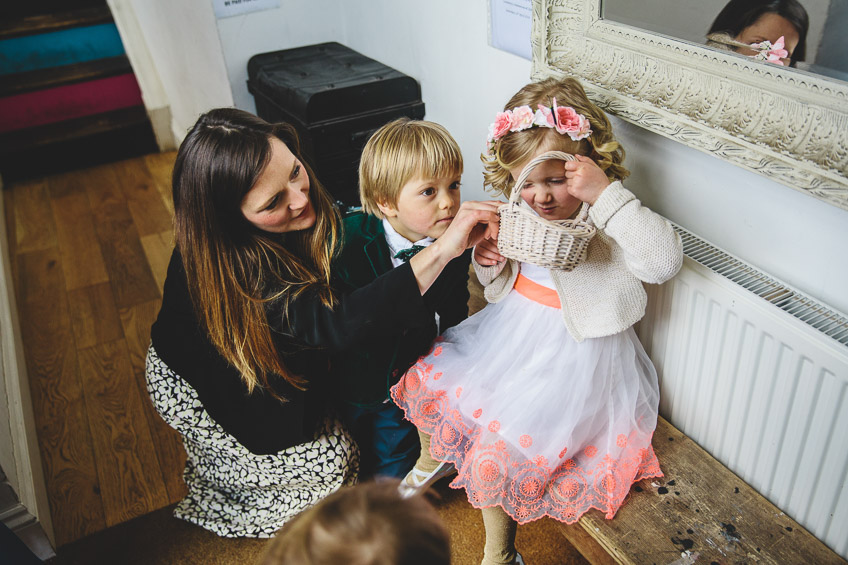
left=603, top=0, right=848, bottom=82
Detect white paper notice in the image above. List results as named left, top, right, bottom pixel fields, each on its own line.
left=490, top=0, right=532, bottom=60
left=213, top=0, right=280, bottom=19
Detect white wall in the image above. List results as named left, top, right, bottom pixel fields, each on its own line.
left=124, top=0, right=234, bottom=143
left=214, top=0, right=848, bottom=316
left=107, top=0, right=174, bottom=150
left=216, top=0, right=347, bottom=113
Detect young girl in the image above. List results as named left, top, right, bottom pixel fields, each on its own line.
left=391, top=77, right=683, bottom=565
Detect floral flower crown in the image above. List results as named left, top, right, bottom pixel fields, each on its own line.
left=486, top=98, right=592, bottom=156
left=749, top=35, right=789, bottom=65
left=706, top=33, right=789, bottom=65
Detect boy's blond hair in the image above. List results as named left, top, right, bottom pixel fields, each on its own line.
left=259, top=480, right=451, bottom=565
left=359, top=118, right=463, bottom=217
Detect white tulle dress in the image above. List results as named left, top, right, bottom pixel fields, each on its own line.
left=391, top=262, right=662, bottom=524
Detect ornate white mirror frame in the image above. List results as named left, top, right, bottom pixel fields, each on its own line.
left=530, top=0, right=848, bottom=211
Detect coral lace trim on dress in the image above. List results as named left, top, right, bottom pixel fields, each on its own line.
left=391, top=356, right=662, bottom=525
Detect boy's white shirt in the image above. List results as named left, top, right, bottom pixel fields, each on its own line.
left=382, top=218, right=435, bottom=269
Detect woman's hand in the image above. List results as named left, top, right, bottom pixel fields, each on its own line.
left=438, top=200, right=501, bottom=257
left=564, top=155, right=610, bottom=205
left=474, top=237, right=504, bottom=266
left=409, top=200, right=501, bottom=294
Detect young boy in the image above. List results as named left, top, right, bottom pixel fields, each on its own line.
left=332, top=118, right=471, bottom=480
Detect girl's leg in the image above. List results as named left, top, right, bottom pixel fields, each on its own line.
left=411, top=430, right=442, bottom=474
left=399, top=430, right=456, bottom=496
left=480, top=506, right=518, bottom=565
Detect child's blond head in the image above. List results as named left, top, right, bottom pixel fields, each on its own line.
left=359, top=118, right=463, bottom=217
left=482, top=77, right=629, bottom=198
left=260, top=481, right=451, bottom=565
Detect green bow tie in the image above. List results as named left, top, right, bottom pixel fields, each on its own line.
left=394, top=245, right=426, bottom=262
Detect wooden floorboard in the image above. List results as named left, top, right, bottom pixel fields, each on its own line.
left=143, top=153, right=175, bottom=216
left=4, top=150, right=181, bottom=546
left=112, top=159, right=173, bottom=237
left=77, top=339, right=170, bottom=527
left=67, top=282, right=124, bottom=349
left=139, top=231, right=173, bottom=292
left=16, top=247, right=106, bottom=546
left=49, top=172, right=110, bottom=291
left=117, top=298, right=162, bottom=378
left=119, top=298, right=187, bottom=504
left=81, top=163, right=161, bottom=309
left=12, top=178, right=56, bottom=254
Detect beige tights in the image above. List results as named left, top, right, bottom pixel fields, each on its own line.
left=414, top=433, right=518, bottom=564
left=480, top=505, right=518, bottom=565
left=410, top=430, right=442, bottom=474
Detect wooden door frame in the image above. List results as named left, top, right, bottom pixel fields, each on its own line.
left=0, top=178, right=56, bottom=558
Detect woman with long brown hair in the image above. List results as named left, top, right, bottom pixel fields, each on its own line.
left=145, top=108, right=498, bottom=537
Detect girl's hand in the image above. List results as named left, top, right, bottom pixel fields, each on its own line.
left=474, top=237, right=504, bottom=266
left=564, top=155, right=610, bottom=205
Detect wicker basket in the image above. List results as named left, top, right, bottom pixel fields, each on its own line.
left=497, top=151, right=596, bottom=271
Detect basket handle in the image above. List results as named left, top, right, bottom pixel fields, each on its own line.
left=507, top=150, right=592, bottom=223
left=508, top=150, right=577, bottom=204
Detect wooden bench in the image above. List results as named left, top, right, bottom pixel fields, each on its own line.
left=558, top=417, right=846, bottom=565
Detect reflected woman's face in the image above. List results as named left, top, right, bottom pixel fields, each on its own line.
left=735, top=12, right=800, bottom=64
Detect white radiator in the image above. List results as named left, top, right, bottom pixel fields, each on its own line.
left=636, top=225, right=848, bottom=559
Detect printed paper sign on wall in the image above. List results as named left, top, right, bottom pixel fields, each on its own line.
left=213, top=0, right=280, bottom=19
left=489, top=0, right=532, bottom=60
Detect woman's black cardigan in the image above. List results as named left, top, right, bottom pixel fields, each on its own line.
left=150, top=248, right=441, bottom=455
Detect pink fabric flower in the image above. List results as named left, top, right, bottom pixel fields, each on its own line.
left=552, top=98, right=592, bottom=140
left=509, top=106, right=535, bottom=132
left=750, top=36, right=788, bottom=66
left=570, top=113, right=592, bottom=140
left=552, top=99, right=582, bottom=134
left=768, top=36, right=788, bottom=64
left=491, top=111, right=512, bottom=140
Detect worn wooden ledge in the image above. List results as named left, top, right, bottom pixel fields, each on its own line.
left=558, top=417, right=846, bottom=565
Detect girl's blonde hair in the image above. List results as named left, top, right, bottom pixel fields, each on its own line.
left=359, top=118, right=463, bottom=217
left=260, top=481, right=450, bottom=565
left=482, top=77, right=629, bottom=198
left=173, top=108, right=340, bottom=398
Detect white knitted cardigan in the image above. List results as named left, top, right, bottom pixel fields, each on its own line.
left=473, top=181, right=683, bottom=342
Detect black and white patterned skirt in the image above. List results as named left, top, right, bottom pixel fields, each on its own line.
left=145, top=345, right=358, bottom=538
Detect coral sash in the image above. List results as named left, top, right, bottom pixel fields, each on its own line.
left=513, top=273, right=560, bottom=309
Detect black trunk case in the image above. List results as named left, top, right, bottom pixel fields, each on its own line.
left=247, top=42, right=425, bottom=207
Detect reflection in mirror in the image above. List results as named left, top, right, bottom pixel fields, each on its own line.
left=603, top=0, right=848, bottom=82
